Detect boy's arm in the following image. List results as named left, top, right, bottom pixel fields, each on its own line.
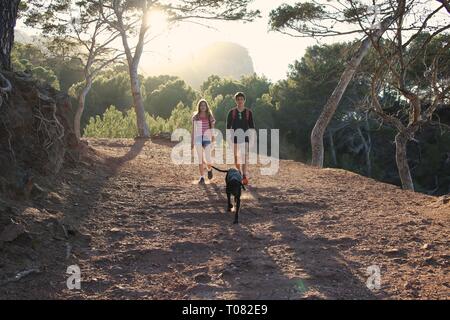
left=249, top=110, right=255, bottom=129
left=226, top=110, right=233, bottom=129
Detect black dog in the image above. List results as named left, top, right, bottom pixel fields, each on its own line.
left=211, top=166, right=246, bottom=224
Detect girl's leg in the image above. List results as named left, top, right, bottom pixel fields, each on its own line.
left=195, top=144, right=205, bottom=179
left=204, top=143, right=213, bottom=170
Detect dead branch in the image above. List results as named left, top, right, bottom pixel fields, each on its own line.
left=0, top=115, right=16, bottom=163
left=66, top=243, right=72, bottom=260
left=33, top=92, right=65, bottom=163
left=0, top=268, right=41, bottom=286
left=437, top=0, right=450, bottom=13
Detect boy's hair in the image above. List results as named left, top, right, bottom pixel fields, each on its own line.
left=234, top=92, right=246, bottom=101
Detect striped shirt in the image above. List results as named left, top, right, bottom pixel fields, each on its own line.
left=193, top=114, right=216, bottom=140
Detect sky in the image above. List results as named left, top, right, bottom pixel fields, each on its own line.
left=19, top=0, right=445, bottom=83
left=15, top=0, right=363, bottom=82
left=138, top=0, right=446, bottom=82
left=140, top=0, right=335, bottom=82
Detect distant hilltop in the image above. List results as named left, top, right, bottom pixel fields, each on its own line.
left=13, top=31, right=256, bottom=90
left=14, top=29, right=255, bottom=90
left=144, top=42, right=255, bottom=89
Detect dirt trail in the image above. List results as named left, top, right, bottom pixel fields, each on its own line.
left=1, top=138, right=449, bottom=299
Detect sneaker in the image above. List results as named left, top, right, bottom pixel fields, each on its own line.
left=242, top=175, right=249, bottom=185
left=207, top=169, right=213, bottom=180
left=198, top=177, right=205, bottom=184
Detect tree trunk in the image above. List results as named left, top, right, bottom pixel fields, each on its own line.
left=395, top=132, right=414, bottom=191
left=310, top=38, right=373, bottom=167
left=364, top=114, right=372, bottom=177
left=328, top=131, right=337, bottom=166
left=129, top=64, right=150, bottom=138
left=310, top=18, right=393, bottom=167
left=113, top=1, right=151, bottom=138
left=357, top=125, right=372, bottom=177
left=74, top=79, right=92, bottom=140
left=0, top=0, right=20, bottom=71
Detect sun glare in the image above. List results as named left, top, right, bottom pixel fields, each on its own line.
left=147, top=9, right=169, bottom=34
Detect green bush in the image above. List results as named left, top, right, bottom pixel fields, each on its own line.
left=83, top=103, right=195, bottom=138
left=83, top=106, right=138, bottom=138
left=165, top=102, right=194, bottom=133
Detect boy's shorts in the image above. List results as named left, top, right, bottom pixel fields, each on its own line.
left=233, top=136, right=250, bottom=144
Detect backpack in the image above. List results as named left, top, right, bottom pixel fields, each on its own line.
left=231, top=108, right=250, bottom=124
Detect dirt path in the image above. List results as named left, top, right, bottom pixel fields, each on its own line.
left=1, top=138, right=449, bottom=299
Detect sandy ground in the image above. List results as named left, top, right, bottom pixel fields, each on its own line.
left=0, top=138, right=448, bottom=299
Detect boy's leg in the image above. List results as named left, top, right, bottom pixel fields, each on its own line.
left=203, top=142, right=213, bottom=179
left=233, top=143, right=242, bottom=172
left=242, top=142, right=249, bottom=177
left=242, top=142, right=250, bottom=185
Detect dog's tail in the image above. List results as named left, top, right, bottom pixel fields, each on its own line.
left=210, top=165, right=229, bottom=173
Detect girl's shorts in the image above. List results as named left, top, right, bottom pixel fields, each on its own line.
left=195, top=136, right=211, bottom=147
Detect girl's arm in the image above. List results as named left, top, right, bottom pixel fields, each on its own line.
left=210, top=115, right=216, bottom=142
left=191, top=117, right=195, bottom=148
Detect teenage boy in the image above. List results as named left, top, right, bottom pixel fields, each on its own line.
left=226, top=92, right=255, bottom=185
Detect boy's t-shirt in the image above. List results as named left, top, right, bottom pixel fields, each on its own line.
left=226, top=108, right=255, bottom=143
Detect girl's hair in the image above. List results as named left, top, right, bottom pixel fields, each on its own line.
left=193, top=99, right=213, bottom=120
